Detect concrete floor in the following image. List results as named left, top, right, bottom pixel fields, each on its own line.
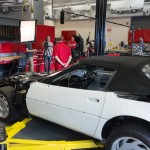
left=0, top=117, right=105, bottom=150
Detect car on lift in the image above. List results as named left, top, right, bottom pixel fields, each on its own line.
left=0, top=56, right=150, bottom=150
left=0, top=0, right=30, bottom=14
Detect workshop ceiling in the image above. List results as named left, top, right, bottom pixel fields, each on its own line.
left=43, top=0, right=122, bottom=19
left=43, top=0, right=121, bottom=7
left=53, top=0, right=96, bottom=4
left=46, top=0, right=119, bottom=4
left=44, top=0, right=96, bottom=7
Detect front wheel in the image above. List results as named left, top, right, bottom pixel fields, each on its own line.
left=105, top=123, right=150, bottom=150
left=1, top=6, right=10, bottom=14
left=131, top=9, right=137, bottom=13
left=118, top=11, right=123, bottom=14
left=0, top=86, right=21, bottom=122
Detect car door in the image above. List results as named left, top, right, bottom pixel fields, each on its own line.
left=26, top=64, right=114, bottom=137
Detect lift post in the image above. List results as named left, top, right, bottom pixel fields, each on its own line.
left=0, top=118, right=104, bottom=150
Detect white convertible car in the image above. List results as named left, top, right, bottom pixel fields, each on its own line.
left=0, top=0, right=29, bottom=14
left=0, top=56, right=150, bottom=150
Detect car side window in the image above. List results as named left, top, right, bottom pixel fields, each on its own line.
left=51, top=64, right=115, bottom=91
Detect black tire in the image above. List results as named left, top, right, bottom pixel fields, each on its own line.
left=1, top=6, right=10, bottom=14
left=0, top=127, right=6, bottom=142
left=105, top=123, right=150, bottom=150
left=118, top=11, right=123, bottom=14
left=0, top=86, right=21, bottom=122
left=23, top=5, right=28, bottom=11
left=131, top=9, right=137, bottom=13
left=145, top=11, right=150, bottom=16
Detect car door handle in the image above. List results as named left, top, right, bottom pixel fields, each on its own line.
left=88, top=98, right=100, bottom=103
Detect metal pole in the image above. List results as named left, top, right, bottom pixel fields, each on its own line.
left=131, top=28, right=135, bottom=56
left=131, top=29, right=134, bottom=49
left=52, top=0, right=54, bottom=18
left=94, top=0, right=107, bottom=56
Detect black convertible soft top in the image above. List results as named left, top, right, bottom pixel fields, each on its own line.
left=81, top=56, right=150, bottom=95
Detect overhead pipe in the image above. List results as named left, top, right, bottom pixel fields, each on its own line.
left=61, top=2, right=140, bottom=56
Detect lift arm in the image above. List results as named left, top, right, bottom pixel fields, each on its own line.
left=0, top=118, right=104, bottom=150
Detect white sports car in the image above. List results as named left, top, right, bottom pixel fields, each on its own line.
left=0, top=0, right=29, bottom=14
left=0, top=56, right=150, bottom=150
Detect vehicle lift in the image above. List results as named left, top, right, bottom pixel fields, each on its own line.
left=0, top=118, right=104, bottom=150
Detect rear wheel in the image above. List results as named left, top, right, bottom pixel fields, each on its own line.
left=0, top=86, right=21, bottom=122
left=23, top=5, right=29, bottom=11
left=131, top=9, right=137, bottom=13
left=145, top=10, right=150, bottom=15
left=105, top=123, right=150, bottom=150
left=1, top=6, right=10, bottom=14
left=118, top=11, right=123, bottom=14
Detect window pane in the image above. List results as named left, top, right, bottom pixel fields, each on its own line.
left=51, top=64, right=115, bottom=91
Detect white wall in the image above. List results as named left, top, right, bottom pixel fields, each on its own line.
left=54, top=17, right=131, bottom=50
left=44, top=20, right=55, bottom=26
left=55, top=19, right=95, bottom=49
left=106, top=17, right=131, bottom=49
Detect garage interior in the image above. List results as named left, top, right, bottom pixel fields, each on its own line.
left=0, top=0, right=150, bottom=150
left=0, top=0, right=150, bottom=75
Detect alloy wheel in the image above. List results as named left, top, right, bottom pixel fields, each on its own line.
left=1, top=6, right=9, bottom=13
left=0, top=94, right=9, bottom=119
left=112, top=137, right=150, bottom=150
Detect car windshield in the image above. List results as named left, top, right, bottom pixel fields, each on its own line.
left=142, top=64, right=150, bottom=79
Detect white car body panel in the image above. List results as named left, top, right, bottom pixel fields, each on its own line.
left=26, top=82, right=106, bottom=137
left=94, top=117, right=108, bottom=140
left=26, top=82, right=150, bottom=140
left=94, top=92, right=150, bottom=139
left=101, top=93, right=150, bottom=122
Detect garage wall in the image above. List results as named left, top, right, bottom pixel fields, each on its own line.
left=106, top=17, right=131, bottom=49
left=55, top=17, right=131, bottom=50
left=55, top=19, right=95, bottom=49
left=44, top=20, right=55, bottom=26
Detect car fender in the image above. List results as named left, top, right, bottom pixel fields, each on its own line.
left=101, top=92, right=150, bottom=122
left=94, top=92, right=150, bottom=140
